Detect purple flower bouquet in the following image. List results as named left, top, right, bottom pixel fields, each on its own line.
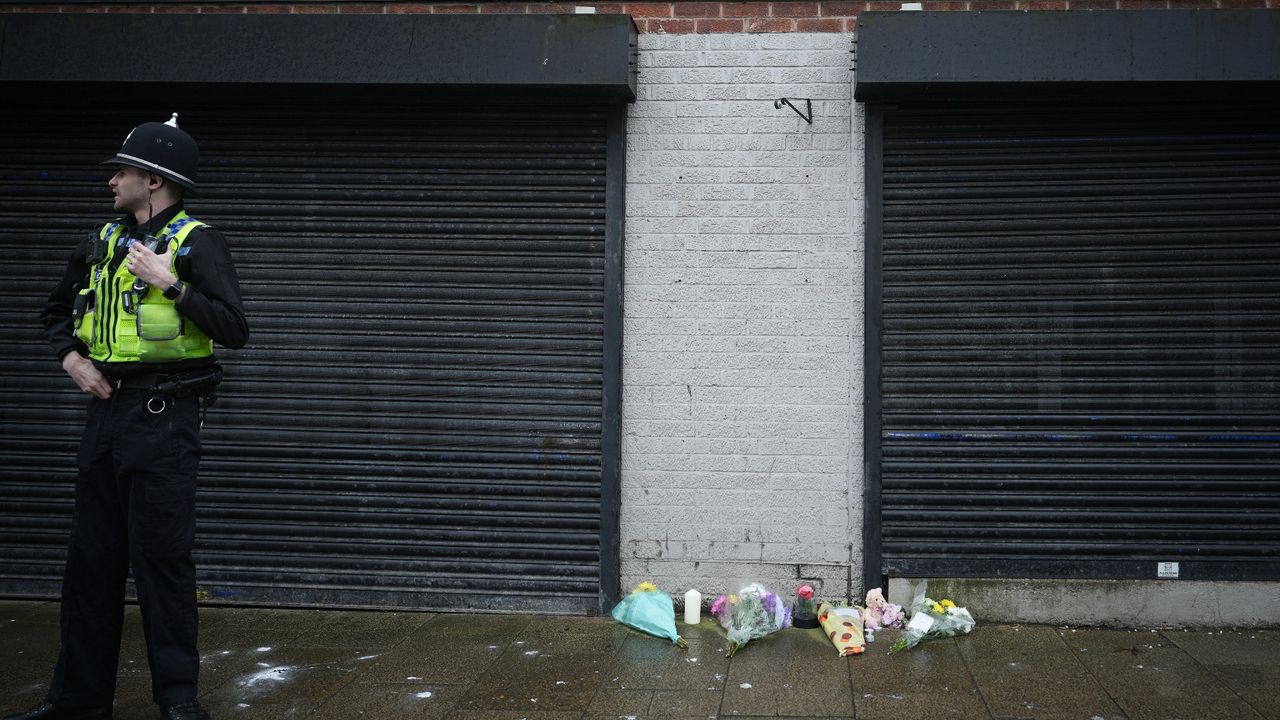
left=710, top=583, right=793, bottom=656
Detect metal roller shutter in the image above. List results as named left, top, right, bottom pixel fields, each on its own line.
left=0, top=90, right=614, bottom=612
left=869, top=99, right=1280, bottom=581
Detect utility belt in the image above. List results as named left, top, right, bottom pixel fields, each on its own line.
left=108, top=365, right=222, bottom=420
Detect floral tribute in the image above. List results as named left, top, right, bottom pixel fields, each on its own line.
left=710, top=583, right=792, bottom=656
left=611, top=581, right=687, bottom=648
left=791, top=584, right=820, bottom=627
left=796, top=584, right=816, bottom=610
left=888, top=583, right=975, bottom=653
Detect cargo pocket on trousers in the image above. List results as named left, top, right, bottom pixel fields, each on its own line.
left=139, top=474, right=197, bottom=558
left=136, top=397, right=201, bottom=558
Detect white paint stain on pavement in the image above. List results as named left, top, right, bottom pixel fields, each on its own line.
left=242, top=665, right=294, bottom=686
left=415, top=691, right=433, bottom=699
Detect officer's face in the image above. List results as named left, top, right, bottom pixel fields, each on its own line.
left=108, top=166, right=149, bottom=215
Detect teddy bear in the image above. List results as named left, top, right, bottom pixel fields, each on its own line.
left=863, top=587, right=905, bottom=630
left=863, top=587, right=887, bottom=630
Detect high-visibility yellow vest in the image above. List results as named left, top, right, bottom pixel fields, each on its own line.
left=74, top=212, right=213, bottom=363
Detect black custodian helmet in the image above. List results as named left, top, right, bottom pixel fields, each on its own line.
left=103, top=113, right=199, bottom=191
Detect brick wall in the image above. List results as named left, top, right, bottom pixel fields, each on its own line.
left=621, top=30, right=862, bottom=600
left=3, top=1, right=1272, bottom=25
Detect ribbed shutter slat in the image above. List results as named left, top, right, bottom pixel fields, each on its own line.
left=873, top=100, right=1280, bottom=581
left=0, top=93, right=610, bottom=612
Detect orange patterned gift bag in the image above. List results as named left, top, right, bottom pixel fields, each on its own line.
left=817, top=602, right=865, bottom=656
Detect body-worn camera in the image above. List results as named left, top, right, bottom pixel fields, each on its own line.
left=128, top=234, right=167, bottom=292
left=120, top=233, right=171, bottom=313
left=128, top=233, right=165, bottom=254
left=85, top=230, right=107, bottom=265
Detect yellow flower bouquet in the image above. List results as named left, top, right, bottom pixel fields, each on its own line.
left=889, top=582, right=975, bottom=653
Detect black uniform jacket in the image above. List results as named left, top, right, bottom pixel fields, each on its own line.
left=40, top=203, right=249, bottom=379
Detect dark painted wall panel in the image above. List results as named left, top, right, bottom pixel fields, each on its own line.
left=856, top=10, right=1280, bottom=99
left=0, top=13, right=637, bottom=99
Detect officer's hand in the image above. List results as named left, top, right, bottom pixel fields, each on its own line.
left=62, top=353, right=113, bottom=400
left=126, top=240, right=177, bottom=289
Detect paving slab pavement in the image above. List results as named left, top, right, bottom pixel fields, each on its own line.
left=1, top=599, right=1276, bottom=720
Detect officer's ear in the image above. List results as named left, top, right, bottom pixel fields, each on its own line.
left=146, top=173, right=164, bottom=191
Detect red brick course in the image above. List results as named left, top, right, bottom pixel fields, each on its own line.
left=746, top=15, right=795, bottom=30
left=722, top=1, right=771, bottom=16
left=782, top=1, right=820, bottom=15
left=796, top=16, right=842, bottom=29
left=648, top=15, right=697, bottom=29
left=696, top=16, right=742, bottom=28
left=820, top=1, right=861, bottom=14
left=626, top=2, right=676, bottom=17
left=672, top=1, right=720, bottom=15
left=0, top=1, right=1269, bottom=30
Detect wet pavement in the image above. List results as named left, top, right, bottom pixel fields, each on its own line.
left=1, top=599, right=1276, bottom=720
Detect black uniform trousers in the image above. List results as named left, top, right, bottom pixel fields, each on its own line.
left=48, top=387, right=202, bottom=709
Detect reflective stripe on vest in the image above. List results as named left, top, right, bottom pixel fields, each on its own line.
left=74, top=211, right=213, bottom=363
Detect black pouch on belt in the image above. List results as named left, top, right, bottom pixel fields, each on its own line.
left=155, top=366, right=223, bottom=398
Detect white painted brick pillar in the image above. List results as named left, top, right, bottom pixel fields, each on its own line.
left=621, top=31, right=866, bottom=602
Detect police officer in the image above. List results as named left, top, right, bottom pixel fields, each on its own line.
left=9, top=115, right=248, bottom=720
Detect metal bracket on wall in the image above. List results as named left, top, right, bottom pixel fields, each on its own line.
left=774, top=98, right=813, bottom=124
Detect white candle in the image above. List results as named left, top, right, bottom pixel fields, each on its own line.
left=684, top=589, right=701, bottom=624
